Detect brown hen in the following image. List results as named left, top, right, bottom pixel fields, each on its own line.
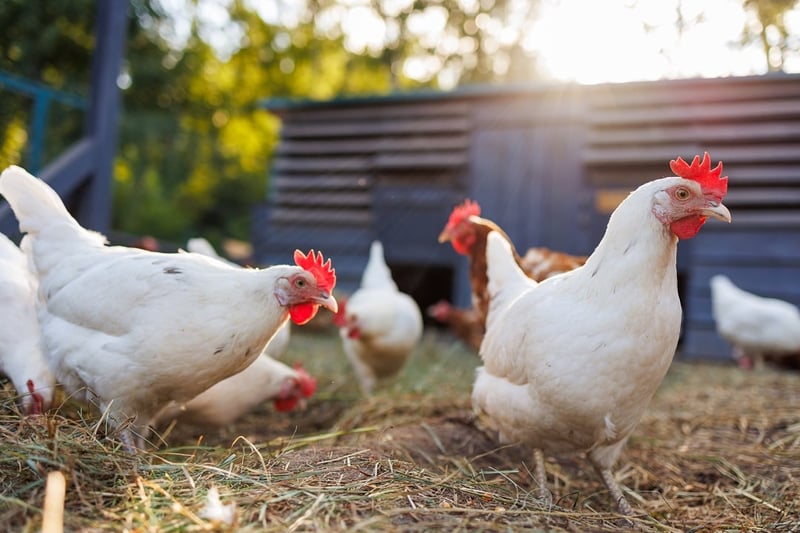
left=437, top=199, right=587, bottom=332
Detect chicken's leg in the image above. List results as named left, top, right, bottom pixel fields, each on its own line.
left=119, top=429, right=138, bottom=454
left=595, top=465, right=633, bottom=516
left=533, top=448, right=552, bottom=503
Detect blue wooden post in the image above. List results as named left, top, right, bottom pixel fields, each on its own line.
left=75, top=0, right=128, bottom=233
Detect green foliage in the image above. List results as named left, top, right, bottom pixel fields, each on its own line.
left=115, top=1, right=410, bottom=243
left=2, top=0, right=533, bottom=244
left=742, top=0, right=800, bottom=70
left=0, top=0, right=94, bottom=170
left=0, top=0, right=537, bottom=243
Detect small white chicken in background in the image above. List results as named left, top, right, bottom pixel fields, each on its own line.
left=334, top=241, right=423, bottom=394
left=710, top=275, right=800, bottom=369
left=0, top=166, right=338, bottom=451
left=152, top=237, right=306, bottom=430
left=473, top=153, right=731, bottom=515
left=0, top=233, right=55, bottom=414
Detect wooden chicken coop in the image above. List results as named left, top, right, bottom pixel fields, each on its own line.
left=254, top=73, right=800, bottom=361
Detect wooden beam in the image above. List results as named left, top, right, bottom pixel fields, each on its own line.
left=77, top=0, right=128, bottom=233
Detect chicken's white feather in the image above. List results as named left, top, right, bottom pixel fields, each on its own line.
left=0, top=233, right=55, bottom=414
left=155, top=354, right=300, bottom=427
left=484, top=232, right=537, bottom=331
left=359, top=241, right=397, bottom=291
left=187, top=236, right=291, bottom=358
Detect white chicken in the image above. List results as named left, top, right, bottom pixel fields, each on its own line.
left=473, top=153, right=731, bottom=515
left=335, top=241, right=423, bottom=394
left=186, top=237, right=291, bottom=358
left=0, top=232, right=55, bottom=414
left=155, top=357, right=316, bottom=428
left=0, top=166, right=337, bottom=450
left=710, top=275, right=800, bottom=369
left=152, top=238, right=305, bottom=429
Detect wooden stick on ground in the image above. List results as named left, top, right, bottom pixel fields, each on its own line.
left=42, top=470, right=66, bottom=533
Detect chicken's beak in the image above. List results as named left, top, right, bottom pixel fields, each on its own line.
left=315, top=292, right=338, bottom=313
left=702, top=201, right=731, bottom=223
left=437, top=228, right=452, bottom=243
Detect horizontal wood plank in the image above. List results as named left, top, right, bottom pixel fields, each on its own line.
left=281, top=117, right=470, bottom=138
left=277, top=134, right=471, bottom=156
left=272, top=174, right=373, bottom=190
left=373, top=152, right=469, bottom=169
left=583, top=144, right=800, bottom=166
left=588, top=98, right=800, bottom=127
left=269, top=207, right=372, bottom=226
left=276, top=191, right=371, bottom=208
left=272, top=99, right=470, bottom=122
left=272, top=156, right=370, bottom=173
left=588, top=121, right=800, bottom=146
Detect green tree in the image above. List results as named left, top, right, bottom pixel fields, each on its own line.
left=115, top=0, right=411, bottom=245
left=0, top=0, right=95, bottom=170
left=742, top=0, right=800, bottom=71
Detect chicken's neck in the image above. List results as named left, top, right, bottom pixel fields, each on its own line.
left=580, top=188, right=679, bottom=293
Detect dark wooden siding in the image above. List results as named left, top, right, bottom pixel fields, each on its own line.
left=256, top=74, right=800, bottom=360
left=254, top=96, right=470, bottom=293
left=581, top=74, right=800, bottom=359
left=454, top=89, right=589, bottom=306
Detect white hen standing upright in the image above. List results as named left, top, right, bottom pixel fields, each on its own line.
left=336, top=241, right=423, bottom=394
left=710, top=275, right=800, bottom=369
left=0, top=166, right=337, bottom=450
left=473, top=153, right=731, bottom=515
left=0, top=233, right=55, bottom=414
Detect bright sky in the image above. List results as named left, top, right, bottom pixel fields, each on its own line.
left=524, top=0, right=800, bottom=84
left=156, top=0, right=800, bottom=86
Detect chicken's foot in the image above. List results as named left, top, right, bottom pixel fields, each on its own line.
left=596, top=466, right=633, bottom=516
left=532, top=448, right=552, bottom=504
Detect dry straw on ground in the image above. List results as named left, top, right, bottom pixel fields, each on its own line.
left=1, top=331, right=798, bottom=531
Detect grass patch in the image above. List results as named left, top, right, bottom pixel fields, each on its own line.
left=1, top=329, right=798, bottom=531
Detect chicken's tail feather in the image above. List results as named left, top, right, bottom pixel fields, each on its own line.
left=486, top=232, right=536, bottom=323
left=0, top=166, right=103, bottom=244
left=186, top=237, right=220, bottom=258
left=360, top=240, right=397, bottom=290
left=0, top=166, right=73, bottom=232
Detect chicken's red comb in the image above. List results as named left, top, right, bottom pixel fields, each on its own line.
left=293, top=249, right=336, bottom=293
left=293, top=363, right=317, bottom=398
left=446, top=199, right=481, bottom=228
left=669, top=152, right=728, bottom=201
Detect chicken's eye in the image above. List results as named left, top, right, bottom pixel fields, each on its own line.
left=675, top=187, right=690, bottom=201
left=294, top=278, right=307, bottom=288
